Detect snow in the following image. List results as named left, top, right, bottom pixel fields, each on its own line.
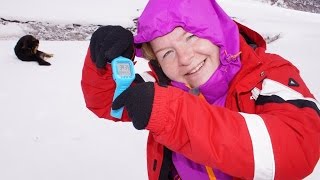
left=0, top=0, right=147, bottom=26
left=0, top=0, right=319, bottom=179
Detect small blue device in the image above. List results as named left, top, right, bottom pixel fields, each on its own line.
left=110, top=56, right=135, bottom=119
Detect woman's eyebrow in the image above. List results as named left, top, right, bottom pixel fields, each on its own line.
left=153, top=30, right=188, bottom=54
left=154, top=47, right=166, bottom=54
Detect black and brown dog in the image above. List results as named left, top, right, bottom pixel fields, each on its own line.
left=14, top=35, right=53, bottom=66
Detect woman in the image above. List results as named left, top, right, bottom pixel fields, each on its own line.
left=81, top=0, right=320, bottom=179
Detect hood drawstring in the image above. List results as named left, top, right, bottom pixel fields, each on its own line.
left=225, top=50, right=242, bottom=62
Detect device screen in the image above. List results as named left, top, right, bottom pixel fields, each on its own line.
left=117, top=63, right=132, bottom=77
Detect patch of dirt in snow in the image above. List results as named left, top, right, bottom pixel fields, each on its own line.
left=1, top=17, right=281, bottom=44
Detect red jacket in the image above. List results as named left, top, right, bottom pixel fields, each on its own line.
left=81, top=23, right=320, bottom=180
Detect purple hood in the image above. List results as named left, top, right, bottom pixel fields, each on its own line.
left=134, top=0, right=240, bottom=65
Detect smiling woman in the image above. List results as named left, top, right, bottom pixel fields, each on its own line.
left=81, top=0, right=320, bottom=179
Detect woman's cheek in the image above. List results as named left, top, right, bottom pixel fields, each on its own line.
left=162, top=66, right=182, bottom=82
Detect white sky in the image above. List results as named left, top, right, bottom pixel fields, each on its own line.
left=0, top=0, right=319, bottom=179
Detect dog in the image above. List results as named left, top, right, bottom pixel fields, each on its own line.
left=14, top=35, right=54, bottom=66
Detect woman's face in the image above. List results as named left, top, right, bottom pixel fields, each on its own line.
left=150, top=27, right=220, bottom=88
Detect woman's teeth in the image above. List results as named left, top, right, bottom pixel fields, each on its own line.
left=188, top=61, right=205, bottom=75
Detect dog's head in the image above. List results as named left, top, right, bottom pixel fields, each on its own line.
left=21, top=35, right=39, bottom=54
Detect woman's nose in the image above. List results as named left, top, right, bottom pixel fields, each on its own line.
left=176, top=45, right=194, bottom=66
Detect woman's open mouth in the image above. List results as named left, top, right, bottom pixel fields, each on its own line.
left=186, top=59, right=206, bottom=75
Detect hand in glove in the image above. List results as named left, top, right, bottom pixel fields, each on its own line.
left=112, top=82, right=155, bottom=130
left=89, top=25, right=134, bottom=69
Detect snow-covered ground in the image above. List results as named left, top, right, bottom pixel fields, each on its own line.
left=0, top=0, right=319, bottom=179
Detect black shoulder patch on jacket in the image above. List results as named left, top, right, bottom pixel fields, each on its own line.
left=288, top=78, right=299, bottom=87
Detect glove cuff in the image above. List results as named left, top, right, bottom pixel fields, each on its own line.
left=145, top=84, right=170, bottom=134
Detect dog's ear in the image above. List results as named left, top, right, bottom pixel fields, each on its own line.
left=32, top=37, right=39, bottom=44
left=31, top=36, right=39, bottom=46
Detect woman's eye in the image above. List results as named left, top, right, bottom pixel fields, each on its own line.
left=186, top=34, right=196, bottom=41
left=163, top=50, right=173, bottom=59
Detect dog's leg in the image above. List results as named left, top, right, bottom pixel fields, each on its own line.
left=44, top=53, right=54, bottom=58
left=37, top=58, right=51, bottom=66
left=37, top=51, right=54, bottom=60
left=35, top=51, right=51, bottom=66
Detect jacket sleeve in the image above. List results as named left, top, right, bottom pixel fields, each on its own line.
left=145, top=60, right=320, bottom=179
left=81, top=48, right=131, bottom=122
